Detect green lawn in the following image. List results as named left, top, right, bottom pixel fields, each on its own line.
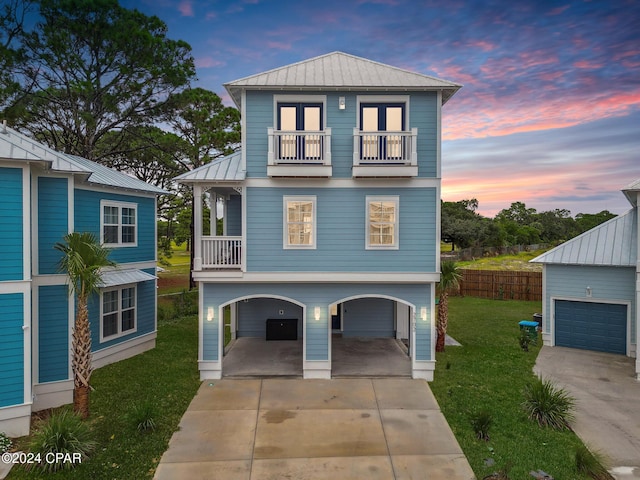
left=9, top=314, right=200, bottom=480
left=456, top=249, right=546, bottom=271
left=9, top=296, right=595, bottom=479
left=431, top=297, right=589, bottom=479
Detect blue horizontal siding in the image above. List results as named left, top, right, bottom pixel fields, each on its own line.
left=38, top=285, right=70, bottom=383
left=343, top=298, right=394, bottom=337
left=74, top=189, right=156, bottom=263
left=244, top=90, right=438, bottom=179
left=38, top=177, right=69, bottom=274
left=202, top=283, right=432, bottom=363
left=0, top=293, right=25, bottom=407
left=237, top=298, right=303, bottom=337
left=91, top=274, right=157, bottom=350
left=0, top=167, right=24, bottom=281
left=245, top=187, right=437, bottom=272
left=227, top=194, right=242, bottom=236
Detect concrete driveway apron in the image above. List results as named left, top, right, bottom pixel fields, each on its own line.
left=154, top=378, right=474, bottom=480
left=535, top=346, right=640, bottom=479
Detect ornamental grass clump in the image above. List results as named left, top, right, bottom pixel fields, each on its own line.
left=575, top=444, right=614, bottom=480
left=522, top=377, right=575, bottom=430
left=0, top=431, right=11, bottom=453
left=127, top=401, right=158, bottom=432
left=470, top=409, right=493, bottom=441
left=27, top=410, right=96, bottom=473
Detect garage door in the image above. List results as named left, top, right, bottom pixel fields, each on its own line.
left=555, top=300, right=627, bottom=354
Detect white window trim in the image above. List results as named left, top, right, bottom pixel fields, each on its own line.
left=273, top=94, right=327, bottom=130
left=283, top=195, right=317, bottom=249
left=101, top=200, right=138, bottom=247
left=356, top=95, right=410, bottom=132
left=99, top=284, right=137, bottom=342
left=366, top=195, right=399, bottom=250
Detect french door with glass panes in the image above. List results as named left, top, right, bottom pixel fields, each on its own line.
left=360, top=103, right=405, bottom=161
left=277, top=103, right=323, bottom=160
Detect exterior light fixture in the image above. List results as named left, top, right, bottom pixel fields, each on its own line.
left=420, top=307, right=427, bottom=321
left=207, top=306, right=214, bottom=322
left=314, top=306, right=321, bottom=321
left=338, top=97, right=346, bottom=110
left=586, top=286, right=592, bottom=298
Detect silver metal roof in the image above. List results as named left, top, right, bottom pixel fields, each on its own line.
left=98, top=268, right=157, bottom=288
left=622, top=178, right=640, bottom=207
left=0, top=125, right=167, bottom=195
left=67, top=155, right=168, bottom=195
left=174, top=151, right=245, bottom=183
left=224, top=51, right=462, bottom=107
left=531, top=209, right=637, bottom=267
left=0, top=125, right=90, bottom=173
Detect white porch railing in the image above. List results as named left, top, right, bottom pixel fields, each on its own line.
left=202, top=236, right=242, bottom=269
left=268, top=128, right=332, bottom=165
left=353, top=128, right=417, bottom=165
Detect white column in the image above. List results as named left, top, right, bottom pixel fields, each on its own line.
left=193, top=184, right=203, bottom=271
left=210, top=191, right=217, bottom=236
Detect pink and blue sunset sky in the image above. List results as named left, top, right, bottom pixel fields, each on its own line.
left=123, top=0, right=640, bottom=217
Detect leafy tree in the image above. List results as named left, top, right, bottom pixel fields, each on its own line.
left=436, top=260, right=462, bottom=352
left=575, top=210, right=617, bottom=233
left=0, top=0, right=33, bottom=108
left=55, top=232, right=115, bottom=419
left=161, top=87, right=240, bottom=288
left=495, top=201, right=537, bottom=225
left=6, top=0, right=195, bottom=160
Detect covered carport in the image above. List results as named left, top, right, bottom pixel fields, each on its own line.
left=222, top=295, right=304, bottom=377
left=331, top=296, right=412, bottom=377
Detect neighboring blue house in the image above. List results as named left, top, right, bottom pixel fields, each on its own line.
left=0, top=125, right=165, bottom=436
left=532, top=179, right=639, bottom=378
left=175, top=52, right=461, bottom=380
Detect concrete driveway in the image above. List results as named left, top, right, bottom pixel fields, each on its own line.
left=154, top=378, right=474, bottom=480
left=534, top=347, right=640, bottom=479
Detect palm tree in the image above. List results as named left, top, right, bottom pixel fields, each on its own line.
left=436, top=260, right=462, bottom=352
left=55, top=232, right=115, bottom=419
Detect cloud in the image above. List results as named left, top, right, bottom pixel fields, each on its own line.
left=177, top=0, right=193, bottom=16
left=195, top=56, right=225, bottom=69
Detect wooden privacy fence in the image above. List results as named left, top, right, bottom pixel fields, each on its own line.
left=459, top=270, right=542, bottom=301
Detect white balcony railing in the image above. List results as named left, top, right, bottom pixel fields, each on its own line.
left=268, top=128, right=332, bottom=165
left=353, top=128, right=417, bottom=166
left=202, top=236, right=241, bottom=269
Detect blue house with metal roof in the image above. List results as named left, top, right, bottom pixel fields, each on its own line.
left=532, top=179, right=640, bottom=378
left=175, top=52, right=461, bottom=381
left=0, top=125, right=165, bottom=436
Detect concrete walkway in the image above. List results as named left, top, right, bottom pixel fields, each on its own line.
left=154, top=378, right=474, bottom=480
left=535, top=347, right=640, bottom=479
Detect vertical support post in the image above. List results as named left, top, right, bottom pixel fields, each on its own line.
left=193, top=184, right=203, bottom=271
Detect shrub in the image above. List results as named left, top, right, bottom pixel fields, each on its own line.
left=0, top=431, right=11, bottom=453
left=522, top=377, right=575, bottom=430
left=575, top=444, right=614, bottom=479
left=470, top=410, right=492, bottom=441
left=27, top=410, right=96, bottom=473
left=126, top=401, right=158, bottom=432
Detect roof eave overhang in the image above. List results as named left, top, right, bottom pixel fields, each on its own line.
left=225, top=84, right=462, bottom=108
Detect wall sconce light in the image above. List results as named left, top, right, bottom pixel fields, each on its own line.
left=586, top=286, right=592, bottom=298
left=207, top=306, right=214, bottom=322
left=314, top=306, right=321, bottom=321
left=338, top=97, right=346, bottom=110
left=420, top=307, right=428, bottom=321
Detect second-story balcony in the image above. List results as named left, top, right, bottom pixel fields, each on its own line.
left=352, top=128, right=418, bottom=177
left=267, top=128, right=332, bottom=177
left=202, top=236, right=242, bottom=270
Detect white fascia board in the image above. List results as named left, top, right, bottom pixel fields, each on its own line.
left=193, top=271, right=440, bottom=283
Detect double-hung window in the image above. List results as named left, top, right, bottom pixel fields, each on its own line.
left=283, top=196, right=316, bottom=249
left=101, top=286, right=136, bottom=341
left=366, top=196, right=399, bottom=249
left=101, top=201, right=137, bottom=246
left=277, top=103, right=323, bottom=161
